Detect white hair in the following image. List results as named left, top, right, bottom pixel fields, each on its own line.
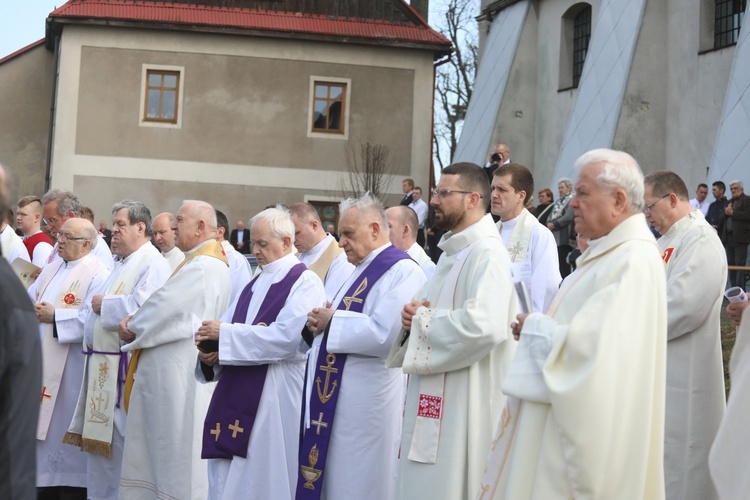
left=574, top=148, right=645, bottom=213
left=730, top=180, right=744, bottom=189
left=339, top=192, right=389, bottom=236
left=250, top=205, right=295, bottom=243
left=558, top=177, right=573, bottom=189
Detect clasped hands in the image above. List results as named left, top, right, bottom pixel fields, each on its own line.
left=307, top=302, right=334, bottom=337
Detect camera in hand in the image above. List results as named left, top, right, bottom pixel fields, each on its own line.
left=491, top=152, right=503, bottom=163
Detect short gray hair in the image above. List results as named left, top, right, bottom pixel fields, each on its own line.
left=112, top=200, right=153, bottom=236
left=730, top=180, right=744, bottom=189
left=558, top=178, right=573, bottom=189
left=574, top=149, right=645, bottom=213
left=250, top=205, right=295, bottom=243
left=41, top=189, right=81, bottom=216
left=339, top=192, right=389, bottom=236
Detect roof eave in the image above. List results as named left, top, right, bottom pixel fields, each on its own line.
left=46, top=17, right=452, bottom=57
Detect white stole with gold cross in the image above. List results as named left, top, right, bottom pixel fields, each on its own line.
left=36, top=254, right=106, bottom=440
left=64, top=246, right=155, bottom=456
left=496, top=208, right=536, bottom=264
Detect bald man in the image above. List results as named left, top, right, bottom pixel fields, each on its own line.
left=118, top=200, right=231, bottom=500
left=152, top=212, right=184, bottom=270
left=385, top=205, right=435, bottom=278
left=29, top=218, right=110, bottom=499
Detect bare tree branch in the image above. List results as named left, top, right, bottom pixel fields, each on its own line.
left=433, top=0, right=478, bottom=170
left=339, top=140, right=396, bottom=200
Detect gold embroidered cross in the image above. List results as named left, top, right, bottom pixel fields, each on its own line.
left=343, top=278, right=367, bottom=310
left=228, top=419, right=244, bottom=438
left=210, top=422, right=221, bottom=441
left=311, top=412, right=328, bottom=435
left=41, top=386, right=53, bottom=403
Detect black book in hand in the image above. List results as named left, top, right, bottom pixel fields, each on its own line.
left=197, top=339, right=219, bottom=353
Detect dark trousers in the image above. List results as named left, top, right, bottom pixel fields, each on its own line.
left=557, top=244, right=573, bottom=279
left=726, top=236, right=749, bottom=288
left=37, top=486, right=87, bottom=500
left=417, top=228, right=426, bottom=249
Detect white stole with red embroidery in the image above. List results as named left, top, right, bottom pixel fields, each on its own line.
left=407, top=242, right=476, bottom=464
left=36, top=255, right=104, bottom=440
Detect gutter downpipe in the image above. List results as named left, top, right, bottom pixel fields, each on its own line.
left=45, top=29, right=61, bottom=192
left=430, top=53, right=452, bottom=196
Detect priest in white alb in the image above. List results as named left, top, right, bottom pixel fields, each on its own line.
left=216, top=209, right=253, bottom=304
left=481, top=149, right=667, bottom=499
left=386, top=163, right=518, bottom=500
left=710, top=301, right=750, bottom=500
left=289, top=202, right=354, bottom=302
left=644, top=171, right=727, bottom=500
left=152, top=212, right=184, bottom=270
left=299, top=193, right=425, bottom=500
left=41, top=189, right=113, bottom=270
left=490, top=163, right=561, bottom=312
left=28, top=218, right=109, bottom=499
left=63, top=200, right=171, bottom=500
left=195, top=206, right=325, bottom=500
left=385, top=205, right=436, bottom=279
left=118, top=200, right=231, bottom=500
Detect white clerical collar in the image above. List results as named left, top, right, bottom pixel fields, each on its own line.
left=162, top=246, right=179, bottom=257
left=63, top=253, right=88, bottom=268
left=117, top=240, right=153, bottom=263
left=261, top=252, right=297, bottom=275
left=184, top=239, right=214, bottom=256
left=23, top=230, right=44, bottom=240
left=357, top=242, right=391, bottom=267
left=301, top=234, right=332, bottom=262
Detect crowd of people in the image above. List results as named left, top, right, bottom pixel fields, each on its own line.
left=0, top=144, right=749, bottom=500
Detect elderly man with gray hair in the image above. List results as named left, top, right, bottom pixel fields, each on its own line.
left=546, top=177, right=576, bottom=277
left=117, top=200, right=231, bottom=500
left=41, top=189, right=113, bottom=269
left=29, top=217, right=110, bottom=500
left=482, top=149, right=668, bottom=500
left=194, top=206, right=325, bottom=500
left=299, top=193, right=425, bottom=500
left=64, top=200, right=172, bottom=500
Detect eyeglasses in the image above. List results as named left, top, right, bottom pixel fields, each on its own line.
left=432, top=188, right=482, bottom=200
left=43, top=217, right=59, bottom=227
left=643, top=194, right=670, bottom=214
left=56, top=232, right=88, bottom=242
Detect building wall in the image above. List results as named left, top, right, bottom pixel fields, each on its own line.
left=52, top=25, right=435, bottom=224
left=0, top=44, right=53, bottom=200
left=479, top=0, right=737, bottom=193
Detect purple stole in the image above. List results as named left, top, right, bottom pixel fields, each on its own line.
left=202, top=262, right=306, bottom=459
left=296, top=245, right=410, bottom=498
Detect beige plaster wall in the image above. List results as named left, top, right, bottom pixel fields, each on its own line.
left=75, top=46, right=415, bottom=174
left=50, top=25, right=436, bottom=215
left=0, top=44, right=53, bottom=200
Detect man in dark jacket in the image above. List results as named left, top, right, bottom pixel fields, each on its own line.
left=719, top=180, right=750, bottom=287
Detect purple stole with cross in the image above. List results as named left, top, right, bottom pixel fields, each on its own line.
left=296, top=245, right=410, bottom=498
left=202, top=262, right=306, bottom=459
